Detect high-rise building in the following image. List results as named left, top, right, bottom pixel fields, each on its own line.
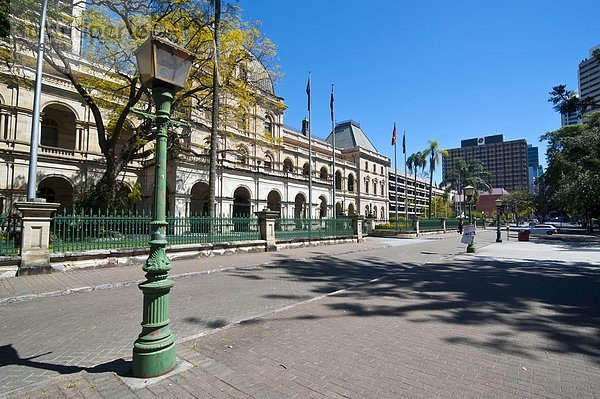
left=527, top=144, right=543, bottom=192
left=578, top=44, right=600, bottom=116
left=442, top=134, right=529, bottom=193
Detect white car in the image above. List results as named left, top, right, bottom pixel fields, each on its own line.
left=525, top=224, right=558, bottom=235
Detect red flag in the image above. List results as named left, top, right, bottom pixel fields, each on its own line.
left=391, top=123, right=397, bottom=146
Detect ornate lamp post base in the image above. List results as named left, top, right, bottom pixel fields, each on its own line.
left=132, top=244, right=176, bottom=377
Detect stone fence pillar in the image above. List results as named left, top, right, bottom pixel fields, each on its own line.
left=414, top=217, right=420, bottom=236
left=441, top=217, right=447, bottom=233
left=352, top=215, right=364, bottom=240
left=14, top=200, right=60, bottom=275
left=255, top=208, right=279, bottom=251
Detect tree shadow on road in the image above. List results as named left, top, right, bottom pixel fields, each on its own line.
left=303, top=257, right=600, bottom=363
left=231, top=248, right=600, bottom=365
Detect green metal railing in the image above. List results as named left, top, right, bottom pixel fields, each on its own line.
left=276, top=217, right=354, bottom=239
left=418, top=218, right=444, bottom=231
left=167, top=215, right=260, bottom=245
left=51, top=210, right=260, bottom=253
left=0, top=213, right=21, bottom=256
left=446, top=219, right=460, bottom=230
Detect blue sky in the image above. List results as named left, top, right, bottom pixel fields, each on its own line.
left=238, top=0, right=599, bottom=183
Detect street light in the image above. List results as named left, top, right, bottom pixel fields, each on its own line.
left=463, top=185, right=475, bottom=253
left=131, top=36, right=194, bottom=378
left=495, top=198, right=503, bottom=243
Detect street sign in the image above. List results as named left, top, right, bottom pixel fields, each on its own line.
left=461, top=224, right=476, bottom=244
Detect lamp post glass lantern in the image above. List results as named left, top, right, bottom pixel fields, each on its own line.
left=495, top=198, right=503, bottom=243
left=463, top=185, right=476, bottom=253
left=131, top=36, right=194, bottom=379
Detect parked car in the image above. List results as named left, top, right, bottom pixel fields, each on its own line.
left=524, top=224, right=558, bottom=235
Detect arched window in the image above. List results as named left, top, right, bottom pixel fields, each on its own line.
left=381, top=182, right=385, bottom=196
left=348, top=174, right=354, bottom=192
left=380, top=207, right=385, bottom=220
left=365, top=161, right=369, bottom=171
left=365, top=205, right=369, bottom=216
left=335, top=171, right=342, bottom=190
left=364, top=178, right=369, bottom=194
left=373, top=206, right=378, bottom=218
left=283, top=158, right=294, bottom=173
left=303, top=163, right=310, bottom=176
left=264, top=115, right=273, bottom=137
left=373, top=181, right=377, bottom=195
left=319, top=166, right=328, bottom=180
left=264, top=154, right=273, bottom=170
left=41, top=118, right=59, bottom=147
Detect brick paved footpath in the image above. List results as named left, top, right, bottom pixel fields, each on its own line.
left=2, top=231, right=600, bottom=398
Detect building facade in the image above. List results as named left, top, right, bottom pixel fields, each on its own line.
left=0, top=50, right=392, bottom=220
left=527, top=144, right=543, bottom=192
left=578, top=44, right=600, bottom=116
left=443, top=134, right=529, bottom=193
left=388, top=170, right=446, bottom=220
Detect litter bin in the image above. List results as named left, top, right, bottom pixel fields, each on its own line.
left=518, top=230, right=530, bottom=241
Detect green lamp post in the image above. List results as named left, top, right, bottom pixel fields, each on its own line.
left=131, top=36, right=194, bottom=378
left=464, top=185, right=476, bottom=253
left=495, top=198, right=503, bottom=243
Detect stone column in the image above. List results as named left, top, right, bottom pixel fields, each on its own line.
left=352, top=214, right=364, bottom=240
left=14, top=200, right=60, bottom=275
left=441, top=217, right=447, bottom=233
left=255, top=208, right=279, bottom=251
left=414, top=217, right=420, bottom=236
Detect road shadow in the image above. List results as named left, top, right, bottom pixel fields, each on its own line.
left=0, top=344, right=131, bottom=376
left=230, top=248, right=600, bottom=364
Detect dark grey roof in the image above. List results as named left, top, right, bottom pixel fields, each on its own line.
left=325, top=120, right=378, bottom=153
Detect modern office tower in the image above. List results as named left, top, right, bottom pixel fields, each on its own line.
left=442, top=134, right=529, bottom=193
left=527, top=145, right=543, bottom=192
left=578, top=44, right=600, bottom=115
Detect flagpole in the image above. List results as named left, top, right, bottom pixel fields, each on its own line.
left=307, top=72, right=312, bottom=220
left=404, top=131, right=408, bottom=230
left=27, top=0, right=49, bottom=200
left=394, top=125, right=398, bottom=231
left=331, top=83, right=336, bottom=219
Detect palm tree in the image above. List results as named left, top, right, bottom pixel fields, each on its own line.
left=423, top=140, right=448, bottom=219
left=407, top=151, right=426, bottom=218
left=440, top=158, right=492, bottom=216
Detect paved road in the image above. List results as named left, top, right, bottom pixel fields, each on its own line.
left=0, top=232, right=472, bottom=395
left=2, top=230, right=600, bottom=398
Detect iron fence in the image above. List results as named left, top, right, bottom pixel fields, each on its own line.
left=51, top=210, right=260, bottom=253
left=419, top=218, right=444, bottom=231
left=276, top=217, right=354, bottom=239
left=0, top=213, right=21, bottom=256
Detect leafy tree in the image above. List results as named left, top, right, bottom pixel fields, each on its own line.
left=0, top=0, right=9, bottom=38
left=3, top=0, right=280, bottom=211
left=423, top=140, right=447, bottom=218
left=548, top=84, right=597, bottom=118
left=440, top=158, right=491, bottom=193
left=406, top=151, right=426, bottom=218
left=440, top=158, right=491, bottom=218
left=502, top=190, right=535, bottom=221
left=540, top=111, right=600, bottom=231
